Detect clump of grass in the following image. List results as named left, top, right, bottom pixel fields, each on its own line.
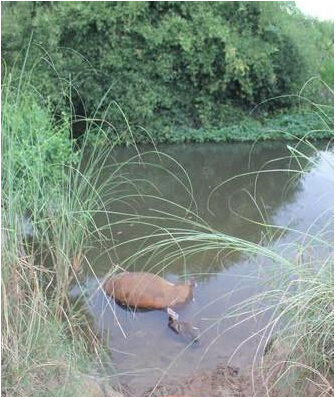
left=1, top=81, right=92, bottom=396
left=259, top=257, right=333, bottom=396
left=1, top=55, right=140, bottom=395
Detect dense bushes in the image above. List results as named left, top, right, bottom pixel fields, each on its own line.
left=157, top=111, right=332, bottom=144
left=1, top=2, right=333, bottom=138
left=1, top=79, right=77, bottom=212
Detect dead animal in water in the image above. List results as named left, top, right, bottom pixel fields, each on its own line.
left=104, top=271, right=194, bottom=309
left=103, top=271, right=199, bottom=342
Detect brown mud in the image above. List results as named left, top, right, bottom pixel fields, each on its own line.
left=138, top=363, right=333, bottom=397
left=121, top=341, right=334, bottom=397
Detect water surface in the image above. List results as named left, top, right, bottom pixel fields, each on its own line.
left=73, top=141, right=333, bottom=394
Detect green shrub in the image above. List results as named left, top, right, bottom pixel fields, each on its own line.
left=2, top=1, right=333, bottom=137
left=1, top=84, right=77, bottom=213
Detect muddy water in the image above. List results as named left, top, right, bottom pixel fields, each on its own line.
left=73, top=141, right=333, bottom=395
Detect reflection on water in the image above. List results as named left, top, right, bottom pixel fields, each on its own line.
left=73, top=141, right=333, bottom=394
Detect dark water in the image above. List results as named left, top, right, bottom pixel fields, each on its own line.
left=71, top=141, right=333, bottom=394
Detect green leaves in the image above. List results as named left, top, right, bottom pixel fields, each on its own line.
left=2, top=2, right=333, bottom=138
left=1, top=87, right=77, bottom=212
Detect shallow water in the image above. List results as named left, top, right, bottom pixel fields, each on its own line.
left=72, top=141, right=333, bottom=395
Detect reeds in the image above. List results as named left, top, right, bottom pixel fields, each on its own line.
left=1, top=55, right=136, bottom=395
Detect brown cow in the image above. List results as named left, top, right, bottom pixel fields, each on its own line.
left=103, top=271, right=199, bottom=342
left=104, top=271, right=194, bottom=309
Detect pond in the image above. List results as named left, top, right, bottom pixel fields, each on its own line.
left=71, top=140, right=333, bottom=395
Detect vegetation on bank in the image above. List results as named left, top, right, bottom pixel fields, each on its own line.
left=1, top=1, right=334, bottom=141
left=1, top=71, right=125, bottom=396
left=122, top=110, right=333, bottom=144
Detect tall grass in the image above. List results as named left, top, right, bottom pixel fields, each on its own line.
left=1, top=60, right=141, bottom=395
left=1, top=82, right=86, bottom=396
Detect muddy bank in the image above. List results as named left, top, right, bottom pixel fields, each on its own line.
left=140, top=364, right=243, bottom=397
left=120, top=341, right=333, bottom=397
left=138, top=362, right=333, bottom=397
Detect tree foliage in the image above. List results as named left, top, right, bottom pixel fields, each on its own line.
left=1, top=1, right=333, bottom=136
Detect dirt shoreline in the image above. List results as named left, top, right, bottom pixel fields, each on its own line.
left=136, top=361, right=333, bottom=397
left=127, top=341, right=333, bottom=397
left=140, top=364, right=247, bottom=397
